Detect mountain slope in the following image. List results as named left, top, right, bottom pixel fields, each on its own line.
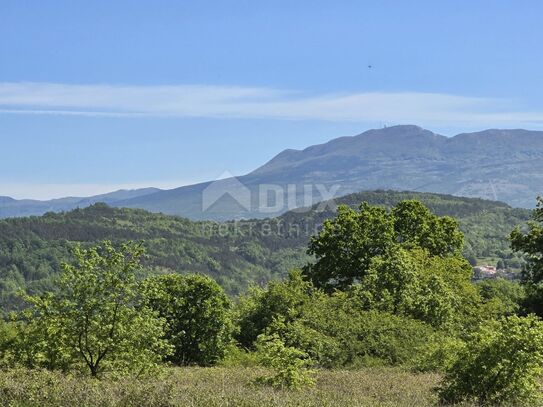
left=2, top=125, right=542, bottom=220
left=114, top=125, right=543, bottom=219
left=0, top=190, right=531, bottom=312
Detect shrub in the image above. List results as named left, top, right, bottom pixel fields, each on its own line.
left=476, top=278, right=525, bottom=316
left=234, top=270, right=313, bottom=349
left=254, top=333, right=315, bottom=390
left=353, top=248, right=482, bottom=330
left=437, top=315, right=543, bottom=406
left=218, top=343, right=259, bottom=367
left=269, top=292, right=435, bottom=369
left=412, top=333, right=465, bottom=373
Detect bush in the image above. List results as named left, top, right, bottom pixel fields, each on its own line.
left=412, top=333, right=465, bottom=373
left=234, top=270, right=313, bottom=349
left=141, top=273, right=232, bottom=366
left=268, top=292, right=436, bottom=369
left=219, top=343, right=259, bottom=367
left=437, top=315, right=543, bottom=406
left=254, top=333, right=315, bottom=390
left=476, top=278, right=525, bottom=316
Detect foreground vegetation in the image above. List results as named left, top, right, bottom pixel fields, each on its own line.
left=0, top=367, right=443, bottom=407
left=0, top=196, right=542, bottom=405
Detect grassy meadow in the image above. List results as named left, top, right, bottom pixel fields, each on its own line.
left=0, top=367, right=448, bottom=407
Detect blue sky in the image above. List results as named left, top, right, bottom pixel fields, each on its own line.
left=1, top=1, right=543, bottom=199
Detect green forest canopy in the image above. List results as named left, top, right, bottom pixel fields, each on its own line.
left=0, top=190, right=531, bottom=311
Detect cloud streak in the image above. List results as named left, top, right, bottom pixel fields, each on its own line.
left=0, top=82, right=542, bottom=126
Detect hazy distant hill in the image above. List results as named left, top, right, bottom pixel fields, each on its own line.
left=2, top=125, right=542, bottom=219
left=0, top=188, right=161, bottom=218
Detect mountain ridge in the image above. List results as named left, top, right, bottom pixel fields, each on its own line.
left=0, top=188, right=161, bottom=218
left=2, top=125, right=542, bottom=219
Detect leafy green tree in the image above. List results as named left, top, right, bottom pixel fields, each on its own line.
left=141, top=273, right=231, bottom=366
left=406, top=250, right=481, bottom=329
left=354, top=247, right=419, bottom=315
left=438, top=315, right=543, bottom=406
left=304, top=200, right=464, bottom=290
left=304, top=203, right=394, bottom=291
left=511, top=197, right=543, bottom=315
left=23, top=241, right=172, bottom=377
left=14, top=299, right=73, bottom=371
left=392, top=200, right=464, bottom=256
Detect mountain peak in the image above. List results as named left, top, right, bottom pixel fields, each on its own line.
left=252, top=125, right=445, bottom=176
left=2, top=125, right=543, bottom=220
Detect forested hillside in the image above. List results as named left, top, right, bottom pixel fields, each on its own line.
left=0, top=190, right=531, bottom=312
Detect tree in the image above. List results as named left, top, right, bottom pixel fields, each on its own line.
left=392, top=200, right=464, bottom=256
left=304, top=203, right=394, bottom=291
left=141, top=273, right=232, bottom=366
left=23, top=241, right=172, bottom=377
left=304, top=200, right=464, bottom=290
left=511, top=197, right=543, bottom=315
left=437, top=315, right=543, bottom=406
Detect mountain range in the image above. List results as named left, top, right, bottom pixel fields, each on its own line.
left=2, top=125, right=543, bottom=219
left=0, top=188, right=161, bottom=219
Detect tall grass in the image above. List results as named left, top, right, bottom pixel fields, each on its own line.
left=0, top=366, right=457, bottom=407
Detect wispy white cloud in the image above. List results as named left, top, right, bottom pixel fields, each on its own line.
left=0, top=82, right=542, bottom=126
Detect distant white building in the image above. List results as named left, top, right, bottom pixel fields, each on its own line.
left=474, top=265, right=497, bottom=279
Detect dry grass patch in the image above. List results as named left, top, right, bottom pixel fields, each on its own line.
left=0, top=367, right=456, bottom=407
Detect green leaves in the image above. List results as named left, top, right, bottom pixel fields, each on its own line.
left=438, top=315, right=543, bottom=406
left=304, top=200, right=465, bottom=290
left=511, top=197, right=543, bottom=315
left=305, top=203, right=395, bottom=291
left=141, top=273, right=232, bottom=366
left=254, top=333, right=315, bottom=390
left=22, top=241, right=172, bottom=377
left=234, top=270, right=314, bottom=349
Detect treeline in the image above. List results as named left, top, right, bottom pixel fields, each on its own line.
left=0, top=191, right=530, bottom=313
left=0, top=198, right=542, bottom=405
